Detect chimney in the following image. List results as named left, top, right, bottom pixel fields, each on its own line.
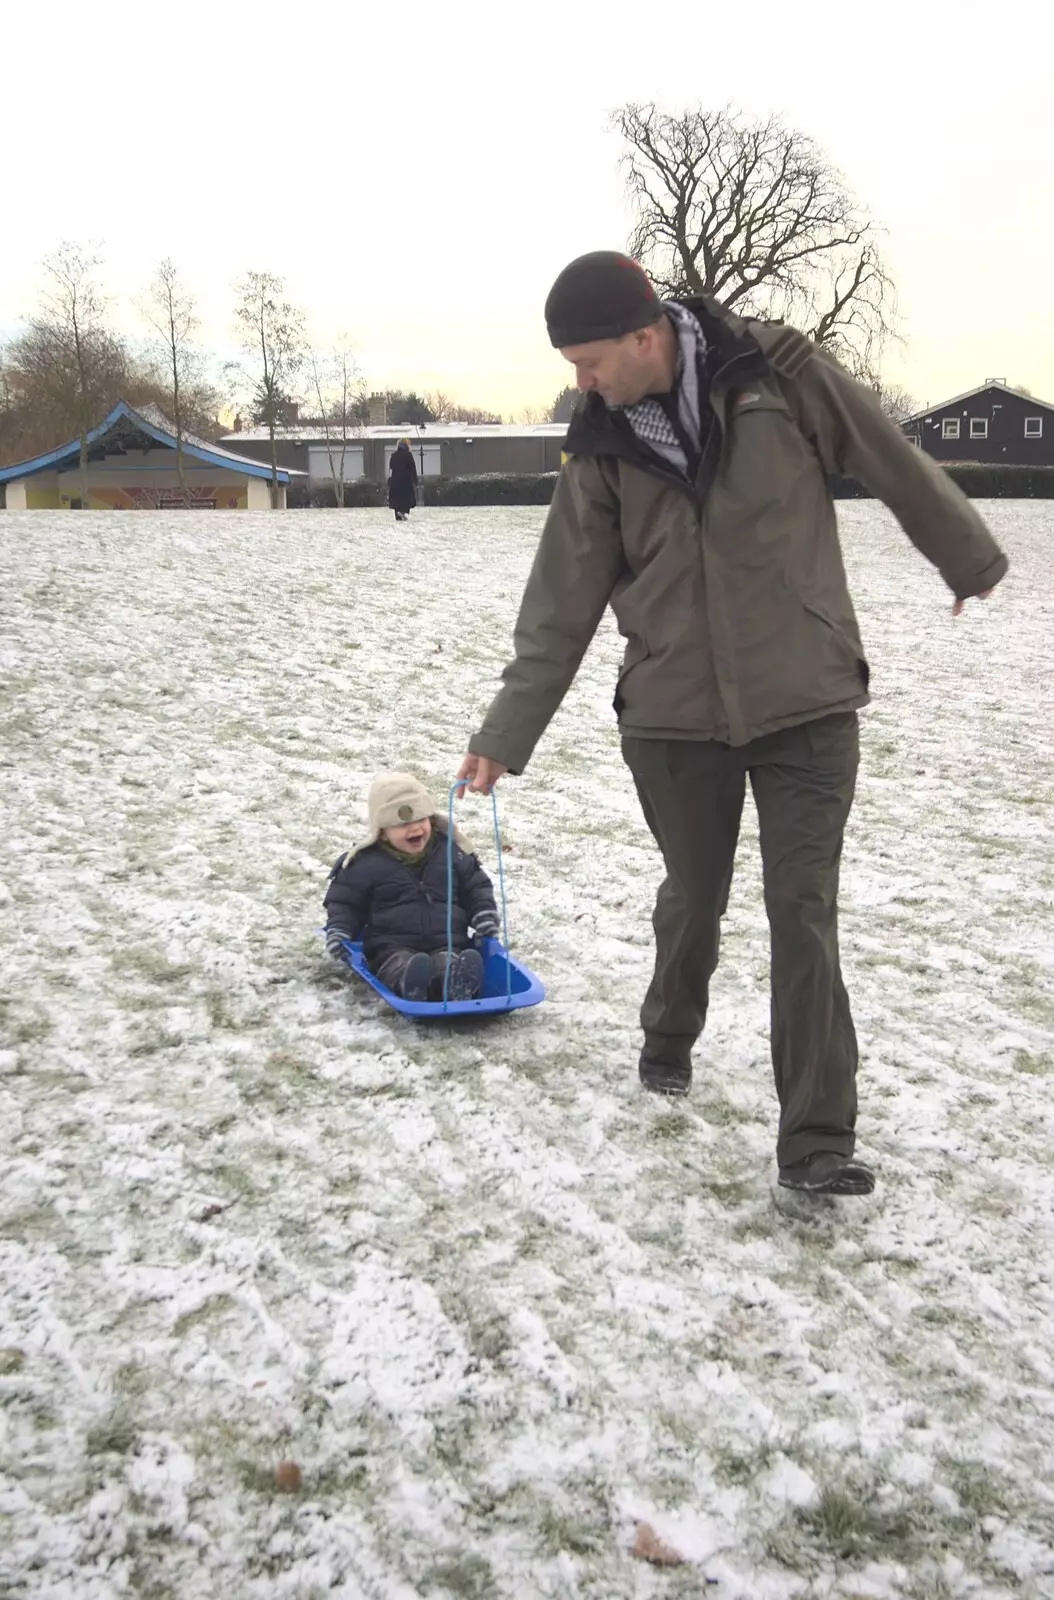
left=368, top=391, right=388, bottom=425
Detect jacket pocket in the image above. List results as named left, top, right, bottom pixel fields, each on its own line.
left=801, top=601, right=870, bottom=691
left=613, top=635, right=649, bottom=717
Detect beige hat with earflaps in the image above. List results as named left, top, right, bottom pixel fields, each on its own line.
left=367, top=772, right=435, bottom=834
left=337, top=771, right=469, bottom=869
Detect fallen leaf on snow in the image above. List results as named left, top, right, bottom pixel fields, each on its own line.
left=274, top=1460, right=302, bottom=1493
left=631, top=1522, right=685, bottom=1566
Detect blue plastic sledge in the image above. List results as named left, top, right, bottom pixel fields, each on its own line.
left=334, top=934, right=545, bottom=1019
left=329, top=780, right=545, bottom=1019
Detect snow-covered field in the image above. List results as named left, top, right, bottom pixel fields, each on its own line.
left=1, top=503, right=1052, bottom=1600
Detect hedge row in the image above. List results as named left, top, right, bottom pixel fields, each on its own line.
left=833, top=464, right=1054, bottom=499
left=289, top=462, right=1054, bottom=509
left=288, top=474, right=560, bottom=509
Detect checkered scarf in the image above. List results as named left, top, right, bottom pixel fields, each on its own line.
left=618, top=302, right=709, bottom=479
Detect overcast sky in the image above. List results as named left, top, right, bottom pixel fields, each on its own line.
left=2, top=0, right=1051, bottom=417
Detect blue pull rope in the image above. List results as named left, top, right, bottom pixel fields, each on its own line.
left=444, top=779, right=512, bottom=1010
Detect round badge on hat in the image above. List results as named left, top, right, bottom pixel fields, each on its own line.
left=398, top=804, right=413, bottom=821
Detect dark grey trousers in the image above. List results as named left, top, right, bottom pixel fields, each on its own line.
left=622, top=712, right=860, bottom=1165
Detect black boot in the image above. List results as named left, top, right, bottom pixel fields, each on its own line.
left=400, top=952, right=434, bottom=1001
left=443, top=949, right=484, bottom=1001
left=639, top=1035, right=693, bottom=1097
left=778, top=1151, right=876, bottom=1196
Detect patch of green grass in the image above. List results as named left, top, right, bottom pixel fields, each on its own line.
left=770, top=1482, right=923, bottom=1572
left=126, top=1554, right=181, bottom=1600
left=629, top=1217, right=686, bottom=1252
left=438, top=1288, right=514, bottom=1366
left=914, top=1579, right=968, bottom=1600
left=1013, top=1050, right=1051, bottom=1076
left=120, top=948, right=198, bottom=986
left=0, top=1206, right=66, bottom=1244
left=939, top=1453, right=1016, bottom=1521
left=514, top=1213, right=564, bottom=1262
left=86, top=1411, right=141, bottom=1458
left=106, top=1370, right=164, bottom=1425
left=698, top=1095, right=756, bottom=1127
left=420, top=1552, right=496, bottom=1597
left=199, top=1112, right=239, bottom=1137
left=190, top=1161, right=259, bottom=1199
left=128, top=1031, right=189, bottom=1057
left=914, top=1299, right=991, bottom=1337
left=731, top=1208, right=776, bottom=1241
left=694, top=1172, right=757, bottom=1207
left=0, top=1388, right=60, bottom=1429
left=646, top=1109, right=692, bottom=1140
left=352, top=1078, right=416, bottom=1100
left=535, top=1503, right=608, bottom=1558
left=172, top=1293, right=237, bottom=1338
left=2, top=1008, right=53, bottom=1044
left=711, top=1435, right=783, bottom=1488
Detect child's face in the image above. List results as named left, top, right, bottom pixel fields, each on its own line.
left=382, top=816, right=432, bottom=854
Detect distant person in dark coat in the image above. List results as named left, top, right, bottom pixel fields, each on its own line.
left=387, top=439, right=419, bottom=521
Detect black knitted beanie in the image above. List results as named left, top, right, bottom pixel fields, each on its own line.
left=544, top=251, right=663, bottom=348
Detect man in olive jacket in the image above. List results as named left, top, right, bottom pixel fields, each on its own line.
left=457, top=251, right=1007, bottom=1197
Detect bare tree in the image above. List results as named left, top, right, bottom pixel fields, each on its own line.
left=547, top=385, right=579, bottom=424
left=423, top=389, right=500, bottom=425
left=34, top=244, right=113, bottom=505
left=142, top=258, right=199, bottom=502
left=0, top=350, right=15, bottom=461
left=424, top=389, right=457, bottom=422
left=308, top=339, right=366, bottom=508
left=2, top=311, right=220, bottom=471
left=873, top=381, right=917, bottom=422
left=233, top=271, right=306, bottom=507
left=615, top=103, right=896, bottom=379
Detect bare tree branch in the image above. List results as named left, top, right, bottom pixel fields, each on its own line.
left=309, top=339, right=366, bottom=508
left=424, top=390, right=501, bottom=425
left=37, top=243, right=111, bottom=504
left=615, top=103, right=897, bottom=376
left=141, top=259, right=199, bottom=501
left=232, top=272, right=306, bottom=507
left=872, top=380, right=917, bottom=422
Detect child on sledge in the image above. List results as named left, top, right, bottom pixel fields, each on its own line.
left=323, top=772, right=501, bottom=1001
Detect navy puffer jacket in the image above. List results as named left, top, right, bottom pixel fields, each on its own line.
left=323, top=828, right=498, bottom=966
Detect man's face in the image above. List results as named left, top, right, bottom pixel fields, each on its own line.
left=559, top=326, right=660, bottom=407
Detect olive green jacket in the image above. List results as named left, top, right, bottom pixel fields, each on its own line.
left=469, top=299, right=1008, bottom=771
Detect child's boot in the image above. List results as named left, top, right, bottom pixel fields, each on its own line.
left=446, top=948, right=484, bottom=1000
left=401, top=952, right=434, bottom=1001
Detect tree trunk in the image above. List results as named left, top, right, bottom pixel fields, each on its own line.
left=171, top=319, right=187, bottom=504
left=73, top=310, right=90, bottom=509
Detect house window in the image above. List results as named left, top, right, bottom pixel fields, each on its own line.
left=307, top=444, right=365, bottom=483
left=969, top=418, right=988, bottom=439
left=1025, top=417, right=1043, bottom=438
left=942, top=418, right=960, bottom=440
